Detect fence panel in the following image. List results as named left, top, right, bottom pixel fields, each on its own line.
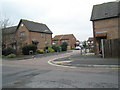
left=103, top=38, right=119, bottom=58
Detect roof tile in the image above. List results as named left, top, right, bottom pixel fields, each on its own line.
left=90, top=1, right=120, bottom=21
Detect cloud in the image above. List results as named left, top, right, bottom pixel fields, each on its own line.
left=1, top=0, right=113, bottom=41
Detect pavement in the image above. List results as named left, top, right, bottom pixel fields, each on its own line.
left=49, top=52, right=119, bottom=68
left=3, top=50, right=119, bottom=68
left=2, top=50, right=72, bottom=60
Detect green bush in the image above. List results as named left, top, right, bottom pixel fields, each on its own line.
left=2, top=55, right=5, bottom=58
left=72, top=48, right=75, bottom=50
left=22, top=44, right=37, bottom=55
left=6, top=54, right=16, bottom=58
left=52, top=44, right=61, bottom=52
left=61, top=42, right=68, bottom=51
left=48, top=47, right=55, bottom=53
left=2, top=47, right=16, bottom=56
left=37, top=49, right=44, bottom=54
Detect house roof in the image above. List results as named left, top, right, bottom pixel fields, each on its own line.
left=90, top=1, right=120, bottom=21
left=53, top=34, right=76, bottom=41
left=2, top=19, right=53, bottom=35
left=87, top=37, right=94, bottom=42
left=2, top=26, right=17, bottom=34
left=18, top=19, right=53, bottom=34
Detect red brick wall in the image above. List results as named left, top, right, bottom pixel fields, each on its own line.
left=94, top=17, right=119, bottom=39
left=93, top=17, right=119, bottom=54
left=29, top=32, right=52, bottom=49
left=53, top=35, right=76, bottom=50
left=15, top=23, right=52, bottom=53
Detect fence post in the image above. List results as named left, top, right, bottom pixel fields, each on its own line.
left=101, top=39, right=104, bottom=58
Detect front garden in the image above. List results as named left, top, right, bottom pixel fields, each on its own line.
left=2, top=42, right=68, bottom=59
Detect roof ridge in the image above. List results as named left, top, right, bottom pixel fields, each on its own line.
left=21, top=19, right=45, bottom=25
left=20, top=19, right=52, bottom=34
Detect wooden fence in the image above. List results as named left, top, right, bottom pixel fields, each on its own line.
left=102, top=38, right=120, bottom=58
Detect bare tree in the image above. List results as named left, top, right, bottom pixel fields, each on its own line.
left=0, top=18, right=12, bottom=29
left=0, top=18, right=13, bottom=49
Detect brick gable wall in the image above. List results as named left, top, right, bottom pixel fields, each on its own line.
left=93, top=17, right=119, bottom=54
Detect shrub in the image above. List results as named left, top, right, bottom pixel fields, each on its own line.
left=37, top=49, right=44, bottom=54
left=22, top=44, right=37, bottom=55
left=44, top=46, right=49, bottom=53
left=6, top=54, right=16, bottom=58
left=72, top=48, right=75, bottom=50
left=48, top=47, right=55, bottom=53
left=61, top=42, right=68, bottom=51
left=52, top=44, right=61, bottom=52
left=2, top=55, right=6, bottom=58
left=2, top=47, right=16, bottom=56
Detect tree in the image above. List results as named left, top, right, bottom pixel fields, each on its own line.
left=0, top=18, right=11, bottom=44
left=22, top=44, right=37, bottom=55
left=0, top=18, right=11, bottom=29
left=61, top=42, right=68, bottom=51
left=0, top=17, right=15, bottom=55
left=52, top=44, right=61, bottom=52
left=0, top=18, right=13, bottom=49
left=0, top=18, right=12, bottom=55
left=82, top=40, right=90, bottom=53
left=82, top=41, right=87, bottom=53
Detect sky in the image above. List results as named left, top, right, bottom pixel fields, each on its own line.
left=0, top=0, right=114, bottom=41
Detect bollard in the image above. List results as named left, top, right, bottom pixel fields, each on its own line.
left=29, top=50, right=35, bottom=59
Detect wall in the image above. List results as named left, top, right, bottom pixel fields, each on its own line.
left=16, top=23, right=52, bottom=52
left=16, top=23, right=30, bottom=45
left=53, top=35, right=76, bottom=50
left=93, top=17, right=119, bottom=54
left=94, top=17, right=119, bottom=39
left=15, top=23, right=30, bottom=53
left=29, top=32, right=52, bottom=49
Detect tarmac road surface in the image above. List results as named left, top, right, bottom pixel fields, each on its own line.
left=2, top=50, right=119, bottom=88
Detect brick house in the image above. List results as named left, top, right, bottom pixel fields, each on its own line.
left=87, top=37, right=94, bottom=47
left=52, top=34, right=76, bottom=49
left=87, top=37, right=94, bottom=52
left=90, top=1, right=120, bottom=54
left=2, top=26, right=17, bottom=50
left=2, top=19, right=53, bottom=53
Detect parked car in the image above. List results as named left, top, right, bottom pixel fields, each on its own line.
left=75, top=46, right=81, bottom=50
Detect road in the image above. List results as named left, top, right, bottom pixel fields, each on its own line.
left=2, top=50, right=119, bottom=88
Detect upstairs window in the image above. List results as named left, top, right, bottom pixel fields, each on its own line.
left=61, top=40, right=65, bottom=42
left=19, top=32, right=25, bottom=37
left=41, top=34, right=44, bottom=38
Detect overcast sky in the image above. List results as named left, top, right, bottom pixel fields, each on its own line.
left=0, top=0, right=114, bottom=41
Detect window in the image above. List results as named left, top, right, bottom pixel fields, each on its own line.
left=19, top=32, right=25, bottom=36
left=91, top=41, right=93, bottom=43
left=41, top=34, right=44, bottom=38
left=32, top=38, right=36, bottom=41
left=54, top=41, right=57, bottom=43
left=62, top=40, right=65, bottom=42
